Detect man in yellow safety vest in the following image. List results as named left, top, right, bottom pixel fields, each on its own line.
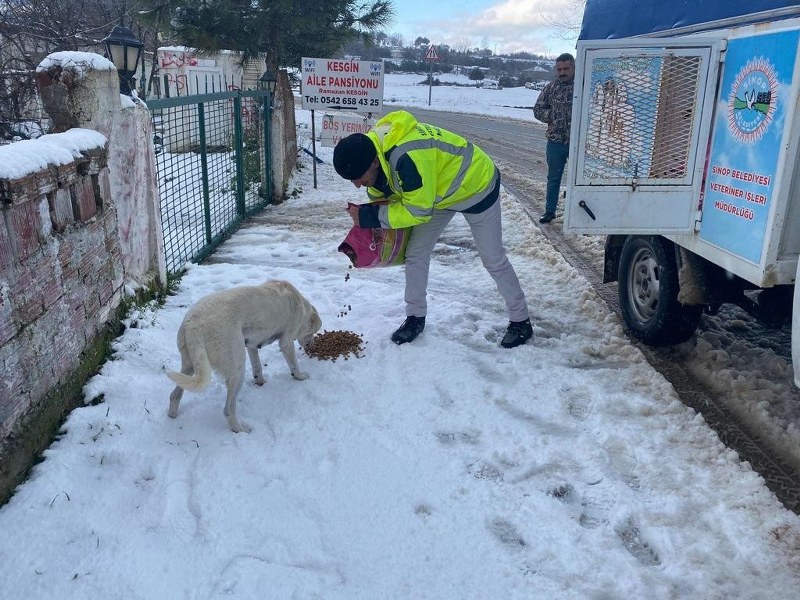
left=333, top=110, right=532, bottom=348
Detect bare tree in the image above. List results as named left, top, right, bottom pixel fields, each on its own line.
left=449, top=36, right=473, bottom=54
left=544, top=0, right=586, bottom=39
left=388, top=32, right=405, bottom=48
left=0, top=0, right=152, bottom=135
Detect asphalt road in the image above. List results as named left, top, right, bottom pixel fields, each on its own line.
left=406, top=106, right=554, bottom=225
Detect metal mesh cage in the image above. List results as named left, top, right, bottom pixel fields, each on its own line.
left=582, top=53, right=702, bottom=182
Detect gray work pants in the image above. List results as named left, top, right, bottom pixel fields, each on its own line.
left=403, top=199, right=529, bottom=322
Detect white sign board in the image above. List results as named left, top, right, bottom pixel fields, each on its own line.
left=301, top=57, right=384, bottom=113
left=320, top=113, right=374, bottom=148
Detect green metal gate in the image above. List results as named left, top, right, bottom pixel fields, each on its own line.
left=146, top=90, right=273, bottom=275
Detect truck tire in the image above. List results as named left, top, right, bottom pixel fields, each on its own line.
left=617, top=236, right=702, bottom=345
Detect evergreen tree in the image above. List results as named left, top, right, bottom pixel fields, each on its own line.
left=138, top=0, right=393, bottom=72
left=468, top=67, right=485, bottom=81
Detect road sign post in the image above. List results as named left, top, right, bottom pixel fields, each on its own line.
left=423, top=45, right=440, bottom=106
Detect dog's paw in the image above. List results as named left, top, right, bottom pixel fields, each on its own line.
left=253, top=375, right=266, bottom=386
left=291, top=371, right=309, bottom=381
left=229, top=421, right=252, bottom=433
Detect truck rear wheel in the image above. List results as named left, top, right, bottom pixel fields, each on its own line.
left=617, top=236, right=702, bottom=345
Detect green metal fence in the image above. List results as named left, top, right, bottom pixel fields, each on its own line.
left=146, top=90, right=273, bottom=275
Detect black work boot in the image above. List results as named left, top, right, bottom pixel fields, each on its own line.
left=391, top=316, right=425, bottom=345
left=539, top=212, right=555, bottom=224
left=500, top=318, right=533, bottom=348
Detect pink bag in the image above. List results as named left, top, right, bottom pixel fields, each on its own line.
left=338, top=225, right=410, bottom=268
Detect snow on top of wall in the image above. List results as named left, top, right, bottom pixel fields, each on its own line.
left=36, top=51, right=115, bottom=74
left=157, top=46, right=194, bottom=53
left=0, top=129, right=107, bottom=180
left=121, top=94, right=137, bottom=108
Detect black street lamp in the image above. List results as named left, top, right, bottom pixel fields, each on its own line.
left=102, top=20, right=144, bottom=95
left=258, top=70, right=277, bottom=95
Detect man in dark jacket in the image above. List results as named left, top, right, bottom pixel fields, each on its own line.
left=533, top=53, right=575, bottom=224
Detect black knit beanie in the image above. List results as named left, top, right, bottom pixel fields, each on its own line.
left=333, top=133, right=377, bottom=180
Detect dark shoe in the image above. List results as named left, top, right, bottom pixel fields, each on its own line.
left=501, top=318, right=533, bottom=348
left=391, top=316, right=425, bottom=345
left=539, top=212, right=555, bottom=224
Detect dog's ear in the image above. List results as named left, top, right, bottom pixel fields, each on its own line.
left=309, top=306, right=322, bottom=331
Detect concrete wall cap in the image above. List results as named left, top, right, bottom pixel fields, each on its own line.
left=37, top=51, right=115, bottom=75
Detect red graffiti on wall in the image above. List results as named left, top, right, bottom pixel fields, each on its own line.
left=163, top=73, right=188, bottom=95
left=159, top=51, right=198, bottom=69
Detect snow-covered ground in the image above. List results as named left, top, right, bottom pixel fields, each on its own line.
left=1, top=73, right=800, bottom=599
left=306, top=73, right=800, bottom=471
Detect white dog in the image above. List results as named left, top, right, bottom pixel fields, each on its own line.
left=167, top=280, right=322, bottom=433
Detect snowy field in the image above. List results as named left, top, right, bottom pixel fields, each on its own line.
left=382, top=72, right=540, bottom=121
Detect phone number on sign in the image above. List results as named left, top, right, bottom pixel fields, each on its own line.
left=314, top=96, right=380, bottom=106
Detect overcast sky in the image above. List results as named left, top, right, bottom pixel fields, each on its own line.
left=388, top=0, right=583, bottom=56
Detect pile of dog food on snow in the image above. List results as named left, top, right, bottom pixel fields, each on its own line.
left=302, top=264, right=368, bottom=361
left=304, top=329, right=365, bottom=361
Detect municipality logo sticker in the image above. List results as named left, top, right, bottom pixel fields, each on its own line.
left=727, top=57, right=778, bottom=144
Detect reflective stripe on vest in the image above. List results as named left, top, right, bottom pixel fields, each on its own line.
left=387, top=138, right=475, bottom=208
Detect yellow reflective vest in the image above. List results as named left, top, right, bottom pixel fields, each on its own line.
left=365, top=110, right=498, bottom=229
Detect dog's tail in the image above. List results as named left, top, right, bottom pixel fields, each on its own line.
left=166, top=328, right=212, bottom=392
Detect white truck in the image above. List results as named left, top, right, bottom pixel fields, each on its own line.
left=564, top=0, right=800, bottom=387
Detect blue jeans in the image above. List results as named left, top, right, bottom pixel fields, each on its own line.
left=545, top=140, right=569, bottom=215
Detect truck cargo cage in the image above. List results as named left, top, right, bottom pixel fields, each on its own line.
left=566, top=39, right=723, bottom=235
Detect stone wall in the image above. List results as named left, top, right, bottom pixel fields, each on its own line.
left=0, top=51, right=166, bottom=504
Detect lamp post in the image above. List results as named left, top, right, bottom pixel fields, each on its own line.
left=102, top=20, right=143, bottom=95
left=257, top=70, right=277, bottom=201
left=258, top=70, right=277, bottom=95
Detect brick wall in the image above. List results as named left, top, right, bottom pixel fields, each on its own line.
left=0, top=141, right=122, bottom=439
left=0, top=52, right=166, bottom=504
